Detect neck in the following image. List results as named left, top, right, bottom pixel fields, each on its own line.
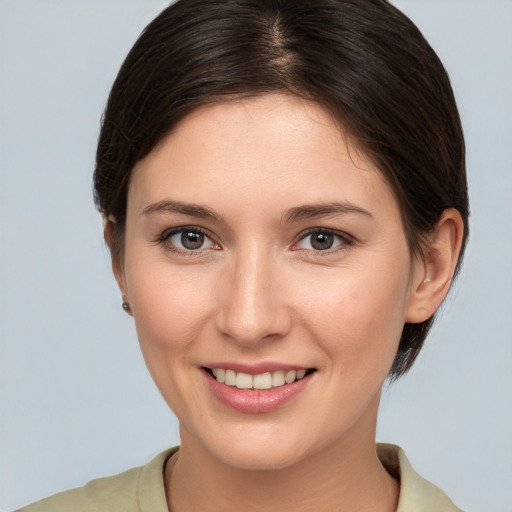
left=165, top=415, right=398, bottom=512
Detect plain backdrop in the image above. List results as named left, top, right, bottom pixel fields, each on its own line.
left=1, top=1, right=511, bottom=511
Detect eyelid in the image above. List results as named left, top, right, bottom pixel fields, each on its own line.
left=292, top=227, right=354, bottom=252
left=154, top=225, right=354, bottom=255
left=155, top=225, right=221, bottom=253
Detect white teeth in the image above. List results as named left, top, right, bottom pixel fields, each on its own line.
left=271, top=370, right=285, bottom=387
left=285, top=370, right=297, bottom=383
left=224, top=369, right=236, bottom=386
left=253, top=372, right=272, bottom=390
left=211, top=368, right=309, bottom=389
left=235, top=372, right=253, bottom=389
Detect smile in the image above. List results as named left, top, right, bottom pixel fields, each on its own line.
left=206, top=368, right=313, bottom=390
left=203, top=366, right=316, bottom=413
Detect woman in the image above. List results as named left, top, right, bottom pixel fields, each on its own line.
left=18, top=0, right=468, bottom=510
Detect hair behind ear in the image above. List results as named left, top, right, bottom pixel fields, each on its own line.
left=389, top=208, right=465, bottom=379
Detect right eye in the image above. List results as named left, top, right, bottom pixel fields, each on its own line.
left=158, top=227, right=220, bottom=253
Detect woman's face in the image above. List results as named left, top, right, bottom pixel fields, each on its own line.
left=118, top=94, right=424, bottom=469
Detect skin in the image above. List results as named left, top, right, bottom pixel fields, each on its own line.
left=108, top=94, right=463, bottom=511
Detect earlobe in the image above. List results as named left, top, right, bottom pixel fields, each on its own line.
left=405, top=208, right=464, bottom=324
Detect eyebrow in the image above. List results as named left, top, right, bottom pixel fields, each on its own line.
left=142, top=200, right=223, bottom=221
left=282, top=202, right=373, bottom=223
left=142, top=199, right=372, bottom=224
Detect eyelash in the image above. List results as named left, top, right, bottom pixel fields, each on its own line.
left=293, top=228, right=355, bottom=254
left=154, top=226, right=355, bottom=256
left=154, top=226, right=219, bottom=255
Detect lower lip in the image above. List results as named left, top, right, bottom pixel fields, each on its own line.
left=204, top=370, right=313, bottom=414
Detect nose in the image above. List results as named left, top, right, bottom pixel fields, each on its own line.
left=215, top=248, right=291, bottom=346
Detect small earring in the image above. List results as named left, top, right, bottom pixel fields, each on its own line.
left=122, top=301, right=131, bottom=312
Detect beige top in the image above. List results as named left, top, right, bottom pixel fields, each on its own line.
left=17, top=444, right=462, bottom=512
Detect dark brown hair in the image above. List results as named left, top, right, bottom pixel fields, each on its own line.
left=94, top=0, right=469, bottom=378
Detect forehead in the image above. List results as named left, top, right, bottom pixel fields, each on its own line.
left=128, top=93, right=397, bottom=221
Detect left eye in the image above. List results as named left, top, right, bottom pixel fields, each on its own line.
left=296, top=230, right=347, bottom=251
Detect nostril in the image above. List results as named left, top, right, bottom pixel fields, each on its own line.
left=215, top=306, right=293, bottom=346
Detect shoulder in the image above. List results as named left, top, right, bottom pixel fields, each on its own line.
left=377, top=443, right=464, bottom=512
left=16, top=449, right=175, bottom=512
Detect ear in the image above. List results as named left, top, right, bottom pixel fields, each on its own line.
left=405, top=209, right=465, bottom=323
left=104, top=215, right=131, bottom=313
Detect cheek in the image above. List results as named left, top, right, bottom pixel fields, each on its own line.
left=126, top=257, right=215, bottom=358
left=124, top=261, right=218, bottom=416
left=295, top=264, right=410, bottom=370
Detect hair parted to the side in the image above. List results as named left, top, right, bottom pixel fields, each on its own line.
left=93, top=0, right=469, bottom=379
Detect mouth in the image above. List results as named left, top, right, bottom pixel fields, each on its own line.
left=203, top=367, right=316, bottom=390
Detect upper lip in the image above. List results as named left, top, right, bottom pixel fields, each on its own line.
left=202, top=361, right=313, bottom=375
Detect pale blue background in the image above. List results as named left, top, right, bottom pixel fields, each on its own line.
left=1, top=1, right=511, bottom=511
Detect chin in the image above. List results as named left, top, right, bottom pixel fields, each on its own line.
left=181, top=420, right=312, bottom=471
left=211, top=440, right=308, bottom=471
